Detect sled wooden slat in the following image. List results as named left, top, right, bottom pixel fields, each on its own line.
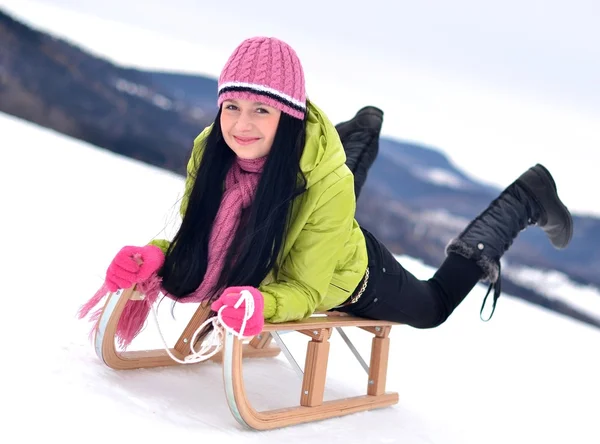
left=368, top=335, right=390, bottom=396
left=94, top=286, right=401, bottom=430
left=248, top=332, right=273, bottom=349
left=173, top=301, right=213, bottom=355
left=261, top=316, right=398, bottom=330
left=300, top=335, right=330, bottom=407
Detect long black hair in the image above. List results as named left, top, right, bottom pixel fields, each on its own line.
left=158, top=104, right=308, bottom=302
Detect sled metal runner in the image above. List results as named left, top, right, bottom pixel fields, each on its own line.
left=94, top=286, right=400, bottom=430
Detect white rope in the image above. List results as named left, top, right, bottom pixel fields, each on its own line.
left=149, top=289, right=255, bottom=364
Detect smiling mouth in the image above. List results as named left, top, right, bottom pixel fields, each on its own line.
left=233, top=136, right=260, bottom=145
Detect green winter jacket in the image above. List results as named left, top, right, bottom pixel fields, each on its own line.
left=149, top=101, right=368, bottom=323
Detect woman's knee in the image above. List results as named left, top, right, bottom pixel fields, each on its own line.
left=398, top=281, right=454, bottom=329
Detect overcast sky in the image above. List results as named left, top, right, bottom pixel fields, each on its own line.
left=30, top=0, right=600, bottom=112
left=2, top=0, right=599, bottom=216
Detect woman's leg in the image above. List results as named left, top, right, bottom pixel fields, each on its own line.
left=335, top=106, right=384, bottom=201
left=337, top=227, right=483, bottom=328
left=339, top=164, right=573, bottom=327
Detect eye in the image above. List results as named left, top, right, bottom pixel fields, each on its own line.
left=225, top=104, right=238, bottom=111
left=256, top=107, right=269, bottom=114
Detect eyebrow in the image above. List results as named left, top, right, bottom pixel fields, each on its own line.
left=226, top=99, right=269, bottom=107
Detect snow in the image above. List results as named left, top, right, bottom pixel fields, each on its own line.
left=114, top=78, right=173, bottom=110
left=416, top=209, right=470, bottom=232
left=2, top=111, right=600, bottom=443
left=412, top=167, right=467, bottom=189
left=502, top=262, right=600, bottom=320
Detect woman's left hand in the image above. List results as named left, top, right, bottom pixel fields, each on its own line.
left=211, top=286, right=265, bottom=337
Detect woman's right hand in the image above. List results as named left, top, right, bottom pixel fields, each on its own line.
left=105, top=245, right=165, bottom=292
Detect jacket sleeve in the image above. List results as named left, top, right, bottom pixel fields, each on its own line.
left=147, top=127, right=210, bottom=253
left=259, top=173, right=356, bottom=322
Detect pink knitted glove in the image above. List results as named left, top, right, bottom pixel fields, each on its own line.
left=105, top=245, right=165, bottom=292
left=211, top=286, right=265, bottom=337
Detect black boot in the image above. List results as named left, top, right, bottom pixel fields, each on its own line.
left=336, top=106, right=384, bottom=200
left=446, top=163, right=573, bottom=319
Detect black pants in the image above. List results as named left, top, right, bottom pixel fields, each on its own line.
left=336, top=227, right=483, bottom=328
left=336, top=109, right=483, bottom=328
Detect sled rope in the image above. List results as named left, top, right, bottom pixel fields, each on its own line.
left=149, top=290, right=256, bottom=364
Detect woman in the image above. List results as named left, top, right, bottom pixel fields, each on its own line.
left=79, top=36, right=573, bottom=347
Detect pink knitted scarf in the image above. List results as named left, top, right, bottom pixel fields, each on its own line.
left=79, top=156, right=267, bottom=348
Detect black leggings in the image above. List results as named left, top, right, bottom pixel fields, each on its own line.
left=336, top=227, right=483, bottom=328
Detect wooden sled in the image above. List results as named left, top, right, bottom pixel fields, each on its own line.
left=94, top=286, right=400, bottom=430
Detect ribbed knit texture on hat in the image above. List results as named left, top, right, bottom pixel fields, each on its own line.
left=217, top=37, right=306, bottom=120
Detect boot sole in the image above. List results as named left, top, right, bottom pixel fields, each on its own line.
left=529, top=164, right=573, bottom=249
left=335, top=106, right=384, bottom=139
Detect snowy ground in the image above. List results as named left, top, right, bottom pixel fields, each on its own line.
left=2, top=112, right=599, bottom=443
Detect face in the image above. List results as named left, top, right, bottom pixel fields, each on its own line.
left=220, top=99, right=282, bottom=159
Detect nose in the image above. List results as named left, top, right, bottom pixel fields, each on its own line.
left=235, top=112, right=253, bottom=132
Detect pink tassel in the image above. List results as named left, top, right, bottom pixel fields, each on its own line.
left=113, top=274, right=163, bottom=348
left=77, top=282, right=111, bottom=320
left=77, top=282, right=111, bottom=343
left=77, top=274, right=165, bottom=349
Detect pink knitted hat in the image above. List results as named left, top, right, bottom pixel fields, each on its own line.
left=217, top=37, right=307, bottom=120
